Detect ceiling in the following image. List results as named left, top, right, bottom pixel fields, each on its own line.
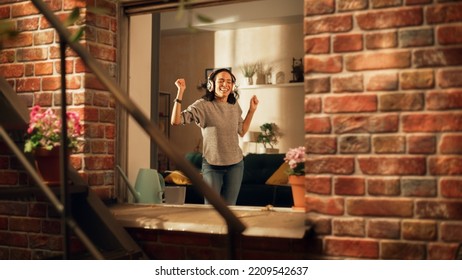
left=160, top=0, right=303, bottom=34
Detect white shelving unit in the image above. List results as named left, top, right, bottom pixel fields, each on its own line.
left=238, top=82, right=303, bottom=90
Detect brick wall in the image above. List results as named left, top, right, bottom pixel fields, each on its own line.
left=304, top=0, right=462, bottom=259
left=0, top=0, right=117, bottom=259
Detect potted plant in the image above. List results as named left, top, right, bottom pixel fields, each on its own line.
left=284, top=146, right=306, bottom=209
left=24, top=105, right=83, bottom=185
left=240, top=62, right=257, bottom=85
left=257, top=122, right=279, bottom=154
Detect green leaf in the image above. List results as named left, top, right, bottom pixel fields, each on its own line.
left=64, top=8, right=81, bottom=27
left=70, top=27, right=85, bottom=42
left=196, top=14, right=213, bottom=23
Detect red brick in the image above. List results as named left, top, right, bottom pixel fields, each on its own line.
left=33, top=30, right=54, bottom=45
left=84, top=155, right=114, bottom=170
left=306, top=196, right=344, bottom=215
left=304, top=15, right=352, bottom=35
left=372, top=135, right=405, bottom=154
left=305, top=0, right=334, bottom=15
left=0, top=232, right=28, bottom=247
left=28, top=203, right=46, bottom=218
left=381, top=241, right=426, bottom=259
left=367, top=178, right=400, bottom=196
left=347, top=198, right=414, bottom=217
left=403, top=113, right=462, bottom=132
left=305, top=136, right=336, bottom=154
left=42, top=220, right=61, bottom=234
left=85, top=74, right=108, bottom=90
left=408, top=135, right=436, bottom=154
left=9, top=217, right=41, bottom=233
left=17, top=17, right=40, bottom=31
left=334, top=177, right=365, bottom=195
left=365, top=31, right=397, bottom=49
left=413, top=47, right=462, bottom=67
left=441, top=178, right=462, bottom=198
left=17, top=47, right=48, bottom=61
left=346, top=51, right=411, bottom=71
left=105, top=124, right=116, bottom=139
left=0, top=64, right=24, bottom=78
left=400, top=69, right=434, bottom=89
left=305, top=77, right=330, bottom=93
left=399, top=28, right=434, bottom=47
left=306, top=176, right=331, bottom=195
left=416, top=200, right=462, bottom=219
left=0, top=6, right=9, bottom=19
left=305, top=116, right=331, bottom=134
left=332, top=74, right=363, bottom=92
left=306, top=156, right=355, bottom=174
left=356, top=7, right=423, bottom=30
left=325, top=95, right=376, bottom=113
left=25, top=63, right=34, bottom=76
left=402, top=220, right=437, bottom=241
left=366, top=73, right=398, bottom=91
left=333, top=34, right=363, bottom=52
left=428, top=243, right=459, bottom=260
left=379, top=92, right=423, bottom=112
left=427, top=90, right=462, bottom=111
left=405, top=0, right=431, bottom=5
left=88, top=43, right=116, bottom=62
left=29, top=234, right=63, bottom=250
left=34, top=62, right=53, bottom=76
left=371, top=0, right=401, bottom=8
left=358, top=156, right=426, bottom=175
left=34, top=92, right=53, bottom=107
left=339, top=135, right=370, bottom=154
left=402, top=178, right=437, bottom=197
left=332, top=218, right=365, bottom=237
left=338, top=0, right=368, bottom=11
left=0, top=171, right=18, bottom=185
left=426, top=3, right=462, bottom=24
left=304, top=55, right=343, bottom=73
left=11, top=2, right=39, bottom=17
left=438, top=25, right=462, bottom=45
left=0, top=50, right=15, bottom=63
left=367, top=219, right=400, bottom=239
left=304, top=97, right=322, bottom=114
left=333, top=114, right=399, bottom=133
left=438, top=69, right=462, bottom=88
left=440, top=134, right=462, bottom=154
left=304, top=36, right=330, bottom=54
left=1, top=33, right=33, bottom=48
left=441, top=222, right=462, bottom=242
left=99, top=108, right=115, bottom=123
left=16, top=78, right=41, bottom=92
left=429, top=156, right=462, bottom=175
left=55, top=59, right=74, bottom=74
left=325, top=237, right=378, bottom=258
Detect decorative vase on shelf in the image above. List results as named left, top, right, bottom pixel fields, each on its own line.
left=245, top=76, right=253, bottom=85
left=288, top=175, right=305, bottom=210
left=34, top=146, right=66, bottom=186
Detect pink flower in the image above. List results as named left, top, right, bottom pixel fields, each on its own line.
left=24, top=105, right=83, bottom=153
left=284, top=146, right=306, bottom=176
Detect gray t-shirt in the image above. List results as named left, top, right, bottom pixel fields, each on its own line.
left=180, top=99, right=244, bottom=166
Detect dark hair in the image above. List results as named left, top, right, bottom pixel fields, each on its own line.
left=200, top=68, right=239, bottom=104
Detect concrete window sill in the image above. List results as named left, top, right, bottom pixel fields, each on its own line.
left=110, top=203, right=309, bottom=239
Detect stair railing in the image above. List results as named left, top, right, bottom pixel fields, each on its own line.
left=31, top=0, right=246, bottom=258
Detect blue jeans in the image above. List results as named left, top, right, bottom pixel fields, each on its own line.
left=201, top=158, right=244, bottom=205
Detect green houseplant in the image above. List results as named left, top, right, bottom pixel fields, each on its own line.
left=240, top=62, right=257, bottom=85
left=257, top=122, right=279, bottom=153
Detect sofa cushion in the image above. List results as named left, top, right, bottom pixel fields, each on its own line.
left=266, top=162, right=289, bottom=185
left=242, top=153, right=285, bottom=184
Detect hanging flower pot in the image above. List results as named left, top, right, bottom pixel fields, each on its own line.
left=288, top=175, right=305, bottom=210
left=34, top=146, right=63, bottom=186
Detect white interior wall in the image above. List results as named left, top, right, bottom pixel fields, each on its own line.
left=128, top=14, right=152, bottom=182
left=215, top=23, right=305, bottom=153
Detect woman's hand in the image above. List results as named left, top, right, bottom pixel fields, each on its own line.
left=175, top=78, right=186, bottom=93
left=249, top=95, right=259, bottom=112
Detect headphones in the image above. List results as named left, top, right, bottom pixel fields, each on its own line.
left=207, top=68, right=237, bottom=92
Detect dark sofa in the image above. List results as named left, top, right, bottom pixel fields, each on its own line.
left=173, top=153, right=293, bottom=207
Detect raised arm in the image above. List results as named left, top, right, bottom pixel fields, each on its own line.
left=170, top=78, right=186, bottom=126
left=239, top=95, right=259, bottom=137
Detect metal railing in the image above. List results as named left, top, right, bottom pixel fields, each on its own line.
left=30, top=0, right=246, bottom=258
